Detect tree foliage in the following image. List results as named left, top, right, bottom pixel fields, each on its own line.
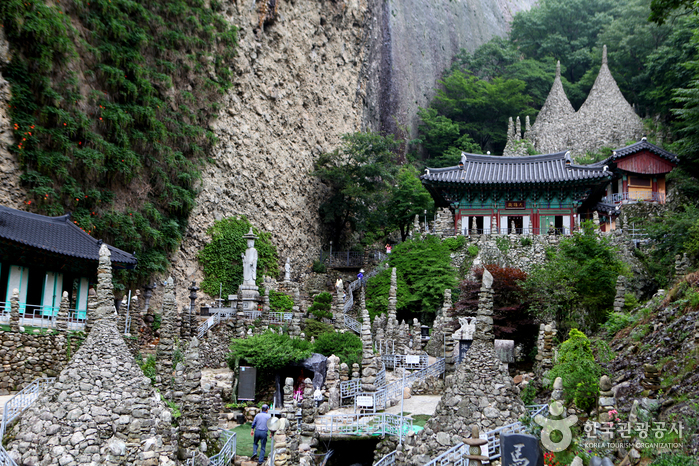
left=548, top=329, right=603, bottom=412
left=371, top=235, right=458, bottom=321
left=198, top=216, right=279, bottom=299
left=308, top=292, right=333, bottom=320
left=366, top=267, right=412, bottom=321
left=313, top=331, right=363, bottom=367
left=0, top=0, right=237, bottom=285
left=228, top=332, right=312, bottom=372
left=269, top=290, right=293, bottom=313
left=386, top=166, right=434, bottom=241
left=522, top=222, right=626, bottom=331
left=313, top=132, right=400, bottom=246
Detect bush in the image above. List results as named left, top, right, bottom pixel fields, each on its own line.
left=602, top=312, right=635, bottom=337
left=269, top=290, right=293, bottom=313
left=547, top=329, right=602, bottom=413
left=651, top=454, right=698, bottom=466
left=137, top=354, right=157, bottom=385
left=495, top=236, right=510, bottom=253
left=520, top=383, right=537, bottom=405
left=308, top=292, right=333, bottom=320
left=303, top=319, right=334, bottom=339
left=313, top=331, right=363, bottom=367
left=366, top=267, right=411, bottom=320
left=520, top=237, right=532, bottom=247
left=623, top=292, right=639, bottom=311
left=443, top=236, right=466, bottom=252
left=228, top=332, right=312, bottom=372
left=199, top=216, right=278, bottom=298
left=312, top=260, right=327, bottom=273
left=467, top=244, right=479, bottom=257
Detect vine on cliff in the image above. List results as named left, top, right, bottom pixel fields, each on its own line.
left=0, top=0, right=238, bottom=283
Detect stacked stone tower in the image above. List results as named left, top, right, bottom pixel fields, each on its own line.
left=6, top=245, right=177, bottom=466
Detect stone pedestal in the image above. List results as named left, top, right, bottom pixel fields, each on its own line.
left=9, top=288, right=20, bottom=332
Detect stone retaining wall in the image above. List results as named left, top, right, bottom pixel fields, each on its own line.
left=0, top=331, right=71, bottom=393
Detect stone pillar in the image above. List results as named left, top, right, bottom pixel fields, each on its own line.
left=360, top=306, right=378, bottom=392
left=641, top=364, right=661, bottom=397
left=351, top=363, right=360, bottom=381
left=9, top=288, right=20, bottom=332
left=130, top=290, right=143, bottom=336
left=612, top=275, right=627, bottom=313
left=326, top=355, right=340, bottom=410
left=175, top=337, right=203, bottom=453
left=444, top=324, right=456, bottom=373
left=85, top=288, right=97, bottom=333
left=475, top=268, right=494, bottom=341
left=551, top=377, right=564, bottom=403
left=300, top=377, right=316, bottom=438
left=56, top=291, right=69, bottom=332
left=598, top=375, right=616, bottom=423
left=283, top=377, right=295, bottom=414
left=95, top=244, right=116, bottom=321
left=290, top=289, right=302, bottom=337
left=263, top=287, right=271, bottom=313
left=157, top=277, right=178, bottom=383
left=340, top=363, right=349, bottom=383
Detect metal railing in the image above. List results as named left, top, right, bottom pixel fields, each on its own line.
left=0, top=377, right=55, bottom=439
left=321, top=250, right=365, bottom=268
left=340, top=379, right=362, bottom=399
left=268, top=312, right=293, bottom=324
left=601, top=191, right=666, bottom=204
left=197, top=313, right=221, bottom=338
left=0, top=445, right=17, bottom=466
left=316, top=413, right=412, bottom=437
left=381, top=353, right=428, bottom=370
left=454, top=227, right=575, bottom=236
left=188, top=430, right=236, bottom=466
left=0, top=303, right=86, bottom=331
left=344, top=315, right=361, bottom=334
left=374, top=450, right=396, bottom=466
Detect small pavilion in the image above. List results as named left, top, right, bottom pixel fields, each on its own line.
left=0, top=205, right=136, bottom=318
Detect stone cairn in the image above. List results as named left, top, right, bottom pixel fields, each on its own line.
left=325, top=355, right=341, bottom=410
left=598, top=375, right=616, bottom=424
left=9, top=288, right=20, bottom=332
left=641, top=364, right=661, bottom=396
left=6, top=244, right=177, bottom=466
left=300, top=377, right=316, bottom=441
left=130, top=290, right=144, bottom=336
left=174, top=337, right=203, bottom=455
left=534, top=323, right=556, bottom=384
left=361, top=305, right=379, bottom=392
left=425, top=289, right=452, bottom=357
left=397, top=269, right=525, bottom=466
left=674, top=253, right=690, bottom=283
left=613, top=275, right=627, bottom=313
left=157, top=277, right=178, bottom=391
left=385, top=268, right=400, bottom=340
left=289, top=289, right=303, bottom=337
left=410, top=214, right=421, bottom=238
left=56, top=291, right=70, bottom=332
left=475, top=268, right=494, bottom=341
left=463, top=426, right=488, bottom=466
left=85, top=288, right=97, bottom=334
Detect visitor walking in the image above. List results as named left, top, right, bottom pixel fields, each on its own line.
left=250, top=404, right=271, bottom=465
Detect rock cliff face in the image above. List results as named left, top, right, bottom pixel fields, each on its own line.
left=362, top=0, right=537, bottom=138
left=0, top=30, right=25, bottom=209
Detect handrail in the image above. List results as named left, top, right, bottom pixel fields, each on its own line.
left=187, top=430, right=236, bottom=466
left=374, top=450, right=396, bottom=466
left=316, top=413, right=412, bottom=437
left=601, top=191, right=666, bottom=204
left=0, top=445, right=18, bottom=466
left=0, top=377, right=55, bottom=440
left=0, top=304, right=87, bottom=331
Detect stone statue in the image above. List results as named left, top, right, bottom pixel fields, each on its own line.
left=482, top=267, right=494, bottom=289
left=284, top=257, right=291, bottom=281
left=471, top=216, right=477, bottom=235
left=241, top=228, right=258, bottom=285
left=335, top=278, right=343, bottom=297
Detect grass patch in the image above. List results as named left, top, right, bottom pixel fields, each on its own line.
left=410, top=414, right=431, bottom=428
left=232, top=423, right=256, bottom=458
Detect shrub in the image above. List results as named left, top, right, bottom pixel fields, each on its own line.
left=520, top=236, right=532, bottom=247
left=137, top=354, right=157, bottom=385
left=269, top=290, right=293, bottom=313
left=303, top=319, right=334, bottom=339
left=312, top=260, right=327, bottom=273
left=308, top=292, right=333, bottom=320
left=228, top=332, right=312, bottom=372
left=495, top=236, right=510, bottom=253
left=443, top=236, right=466, bottom=252
left=602, top=312, right=634, bottom=337
left=651, top=454, right=698, bottom=466
left=467, top=244, right=479, bottom=257
left=520, top=383, right=536, bottom=405
left=198, top=216, right=278, bottom=298
left=547, top=329, right=602, bottom=413
left=366, top=267, right=411, bottom=320
left=313, top=331, right=363, bottom=367
left=623, top=292, right=639, bottom=311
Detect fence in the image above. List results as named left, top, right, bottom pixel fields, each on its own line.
left=601, top=191, right=666, bottom=204
left=0, top=446, right=17, bottom=466
left=381, top=353, right=428, bottom=370
left=315, top=413, right=412, bottom=437
left=0, top=303, right=86, bottom=331
left=0, top=377, right=55, bottom=440
left=195, top=308, right=290, bottom=338
left=188, top=430, right=236, bottom=466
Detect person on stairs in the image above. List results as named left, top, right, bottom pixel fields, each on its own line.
left=250, top=404, right=271, bottom=465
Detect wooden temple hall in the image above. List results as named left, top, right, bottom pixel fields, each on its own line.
left=0, top=205, right=136, bottom=327
left=420, top=139, right=678, bottom=235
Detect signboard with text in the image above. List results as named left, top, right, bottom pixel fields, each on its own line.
left=505, top=201, right=526, bottom=209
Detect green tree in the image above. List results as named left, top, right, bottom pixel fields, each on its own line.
left=366, top=267, right=412, bottom=320
left=308, top=292, right=333, bottom=320
left=548, top=329, right=603, bottom=412
left=523, top=222, right=626, bottom=330
left=313, top=332, right=363, bottom=367
left=313, top=132, right=400, bottom=245
left=198, top=216, right=279, bottom=299
left=386, top=166, right=434, bottom=241
left=227, top=332, right=312, bottom=373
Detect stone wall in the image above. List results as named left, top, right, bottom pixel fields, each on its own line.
left=0, top=331, right=71, bottom=393
left=198, top=321, right=238, bottom=369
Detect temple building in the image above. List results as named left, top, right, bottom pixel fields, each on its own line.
left=592, top=138, right=679, bottom=230
left=0, top=205, right=136, bottom=320
left=421, top=151, right=611, bottom=235
left=421, top=139, right=679, bottom=235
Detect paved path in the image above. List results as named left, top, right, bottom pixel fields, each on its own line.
left=385, top=395, right=441, bottom=416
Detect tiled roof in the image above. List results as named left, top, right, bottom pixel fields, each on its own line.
left=421, top=152, right=611, bottom=186
left=608, top=139, right=679, bottom=164
left=0, top=206, right=136, bottom=267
